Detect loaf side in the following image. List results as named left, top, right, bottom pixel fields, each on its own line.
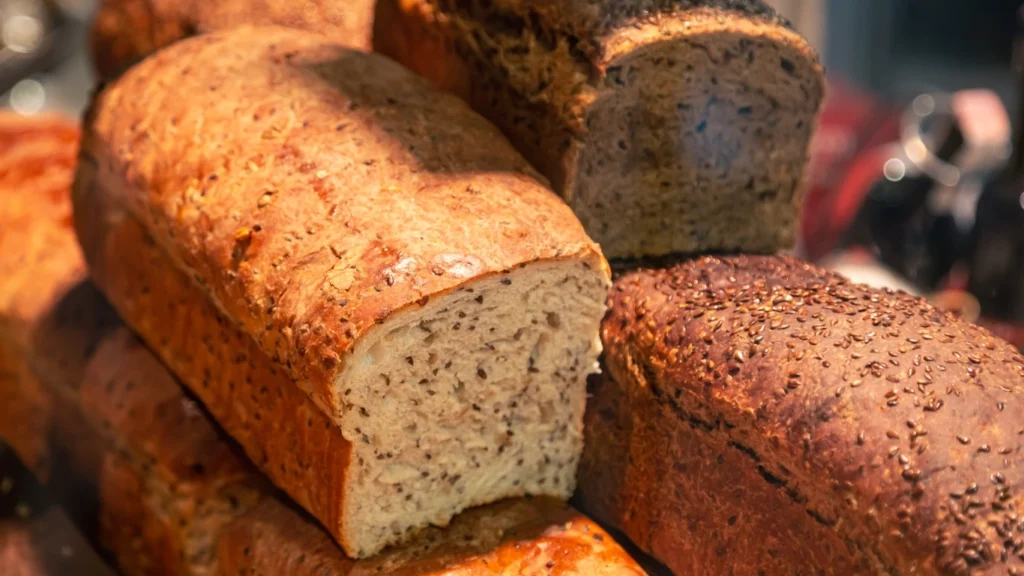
left=0, top=112, right=266, bottom=575
left=90, top=0, right=377, bottom=79
left=375, top=0, right=824, bottom=257
left=73, top=173, right=358, bottom=555
left=582, top=255, right=1024, bottom=575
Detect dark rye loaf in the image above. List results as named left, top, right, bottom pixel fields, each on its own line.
left=374, top=0, right=825, bottom=258
left=74, top=26, right=610, bottom=557
left=578, top=255, right=1024, bottom=575
left=90, top=0, right=376, bottom=79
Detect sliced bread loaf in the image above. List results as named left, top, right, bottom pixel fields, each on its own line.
left=0, top=114, right=645, bottom=575
left=74, top=26, right=611, bottom=557
left=374, top=0, right=825, bottom=258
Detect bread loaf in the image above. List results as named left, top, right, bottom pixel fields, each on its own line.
left=373, top=0, right=825, bottom=258
left=0, top=114, right=646, bottom=575
left=90, top=0, right=376, bottom=78
left=74, top=26, right=611, bottom=557
left=6, top=298, right=646, bottom=576
left=578, top=254, right=1024, bottom=575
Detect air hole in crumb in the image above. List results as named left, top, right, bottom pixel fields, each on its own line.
left=546, top=312, right=561, bottom=329
left=540, top=401, right=555, bottom=423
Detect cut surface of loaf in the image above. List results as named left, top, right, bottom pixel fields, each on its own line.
left=74, top=26, right=610, bottom=557
left=579, top=254, right=1024, bottom=575
left=374, top=0, right=825, bottom=258
left=90, top=0, right=376, bottom=79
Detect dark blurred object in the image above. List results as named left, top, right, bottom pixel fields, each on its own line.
left=967, top=5, right=1024, bottom=323
left=0, top=0, right=75, bottom=100
left=844, top=95, right=966, bottom=291
left=0, top=440, right=114, bottom=575
left=799, top=80, right=1024, bottom=349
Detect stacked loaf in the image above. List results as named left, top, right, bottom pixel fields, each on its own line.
left=0, top=112, right=648, bottom=575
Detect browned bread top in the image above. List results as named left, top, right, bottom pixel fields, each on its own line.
left=430, top=0, right=785, bottom=57
left=90, top=0, right=377, bottom=79
left=604, top=254, right=1024, bottom=574
left=218, top=497, right=648, bottom=575
left=81, top=26, right=606, bottom=411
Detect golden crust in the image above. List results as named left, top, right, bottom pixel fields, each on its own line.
left=78, top=26, right=607, bottom=413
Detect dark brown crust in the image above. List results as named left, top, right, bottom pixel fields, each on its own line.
left=90, top=0, right=377, bottom=79
left=580, top=370, right=870, bottom=574
left=78, top=26, right=607, bottom=413
left=580, top=254, right=1024, bottom=575
left=218, top=497, right=648, bottom=575
left=373, top=1, right=823, bottom=258
left=434, top=0, right=786, bottom=63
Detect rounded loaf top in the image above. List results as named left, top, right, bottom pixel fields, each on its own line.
left=606, top=254, right=1024, bottom=574
left=80, top=25, right=607, bottom=410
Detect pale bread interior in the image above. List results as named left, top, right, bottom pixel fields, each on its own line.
left=335, top=258, right=607, bottom=557
left=571, top=16, right=822, bottom=257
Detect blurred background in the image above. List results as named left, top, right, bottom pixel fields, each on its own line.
left=4, top=0, right=1024, bottom=348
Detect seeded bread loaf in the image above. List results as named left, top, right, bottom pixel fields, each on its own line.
left=1, top=251, right=643, bottom=576
left=5, top=285, right=646, bottom=576
left=578, top=254, right=1024, bottom=575
left=74, top=26, right=611, bottom=558
left=90, top=0, right=376, bottom=79
left=0, top=121, right=645, bottom=576
left=373, top=0, right=825, bottom=258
